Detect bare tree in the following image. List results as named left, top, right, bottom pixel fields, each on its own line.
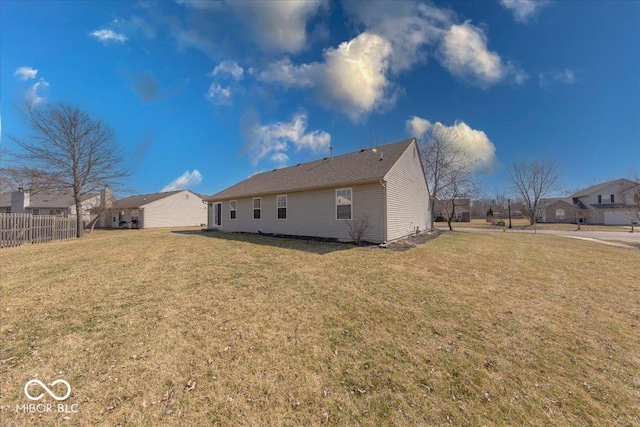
left=7, top=101, right=130, bottom=237
left=509, top=159, right=561, bottom=225
left=419, top=126, right=480, bottom=231
left=0, top=166, right=59, bottom=193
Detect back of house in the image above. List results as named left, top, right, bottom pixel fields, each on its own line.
left=205, top=138, right=430, bottom=244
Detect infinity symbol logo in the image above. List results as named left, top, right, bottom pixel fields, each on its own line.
left=24, top=379, right=71, bottom=401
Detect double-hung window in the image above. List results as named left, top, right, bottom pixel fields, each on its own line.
left=230, top=200, right=237, bottom=219
left=336, top=188, right=352, bottom=220
left=253, top=197, right=261, bottom=219
left=277, top=195, right=287, bottom=219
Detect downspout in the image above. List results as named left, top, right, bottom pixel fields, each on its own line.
left=379, top=179, right=387, bottom=246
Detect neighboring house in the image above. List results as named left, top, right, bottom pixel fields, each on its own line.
left=540, top=198, right=580, bottom=223
left=205, top=138, right=431, bottom=244
left=107, top=189, right=207, bottom=229
left=0, top=188, right=102, bottom=223
left=434, top=198, right=471, bottom=222
left=540, top=178, right=640, bottom=225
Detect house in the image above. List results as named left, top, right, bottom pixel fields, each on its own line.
left=434, top=198, right=471, bottom=222
left=204, top=138, right=431, bottom=244
left=107, top=189, right=207, bottom=229
left=0, top=188, right=102, bottom=224
left=540, top=178, right=640, bottom=225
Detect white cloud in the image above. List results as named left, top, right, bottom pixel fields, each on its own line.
left=209, top=60, right=244, bottom=81
left=14, top=66, right=38, bottom=81
left=229, top=1, right=326, bottom=53
left=500, top=0, right=549, bottom=23
left=342, top=1, right=451, bottom=74
left=406, top=116, right=433, bottom=139
left=257, top=58, right=316, bottom=88
left=406, top=116, right=497, bottom=169
left=258, top=32, right=394, bottom=122
left=161, top=170, right=202, bottom=192
left=246, top=112, right=331, bottom=165
left=90, top=29, right=127, bottom=43
left=539, top=68, right=576, bottom=88
left=257, top=2, right=527, bottom=120
left=205, top=83, right=232, bottom=105
left=439, top=21, right=526, bottom=88
left=319, top=32, right=394, bottom=121
left=25, top=79, right=49, bottom=107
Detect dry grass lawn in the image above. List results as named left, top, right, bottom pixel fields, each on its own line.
left=1, top=228, right=639, bottom=426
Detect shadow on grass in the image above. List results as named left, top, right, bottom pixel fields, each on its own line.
left=171, top=229, right=356, bottom=255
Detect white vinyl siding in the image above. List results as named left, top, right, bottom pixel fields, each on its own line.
left=211, top=183, right=385, bottom=242
left=141, top=190, right=207, bottom=228
left=384, top=141, right=430, bottom=241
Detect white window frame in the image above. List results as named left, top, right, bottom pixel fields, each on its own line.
left=230, top=200, right=237, bottom=220
left=253, top=197, right=261, bottom=220
left=336, top=188, right=352, bottom=220
left=555, top=208, right=566, bottom=220
left=276, top=195, right=287, bottom=220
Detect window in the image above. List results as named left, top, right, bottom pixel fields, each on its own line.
left=253, top=198, right=261, bottom=219
left=336, top=188, right=352, bottom=220
left=610, top=194, right=615, bottom=203
left=32, top=209, right=39, bottom=215
left=230, top=200, right=237, bottom=219
left=277, top=195, right=287, bottom=219
left=50, top=209, right=62, bottom=215
left=598, top=195, right=602, bottom=204
left=555, top=208, right=566, bottom=220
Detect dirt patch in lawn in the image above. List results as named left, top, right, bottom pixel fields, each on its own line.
left=385, top=230, right=442, bottom=251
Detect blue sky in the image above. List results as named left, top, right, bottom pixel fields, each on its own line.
left=2, top=0, right=639, bottom=198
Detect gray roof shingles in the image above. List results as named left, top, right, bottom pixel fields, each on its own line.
left=112, top=190, right=182, bottom=209
left=0, top=191, right=96, bottom=208
left=207, top=138, right=415, bottom=201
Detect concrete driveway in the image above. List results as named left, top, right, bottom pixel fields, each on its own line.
left=437, top=226, right=640, bottom=245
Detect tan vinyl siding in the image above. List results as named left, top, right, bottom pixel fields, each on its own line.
left=384, top=141, right=430, bottom=241
left=212, top=183, right=385, bottom=242
left=141, top=190, right=207, bottom=228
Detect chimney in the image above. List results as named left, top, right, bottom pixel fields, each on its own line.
left=11, top=189, right=30, bottom=213
left=100, top=186, right=113, bottom=209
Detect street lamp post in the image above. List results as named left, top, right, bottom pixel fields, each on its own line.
left=508, top=199, right=512, bottom=229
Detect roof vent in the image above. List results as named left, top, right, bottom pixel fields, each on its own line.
left=323, top=157, right=328, bottom=160
left=360, top=149, right=365, bottom=152
left=379, top=151, right=384, bottom=161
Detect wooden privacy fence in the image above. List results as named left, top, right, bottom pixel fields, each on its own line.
left=0, top=213, right=77, bottom=248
